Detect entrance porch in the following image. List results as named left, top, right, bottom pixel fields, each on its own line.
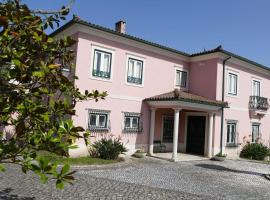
left=144, top=89, right=227, bottom=161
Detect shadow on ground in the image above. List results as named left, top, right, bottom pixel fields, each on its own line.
left=195, top=163, right=266, bottom=177
left=0, top=188, right=35, bottom=200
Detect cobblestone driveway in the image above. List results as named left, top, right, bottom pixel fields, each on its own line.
left=0, top=158, right=270, bottom=199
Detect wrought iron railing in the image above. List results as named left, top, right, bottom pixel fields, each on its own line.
left=92, top=69, right=110, bottom=79
left=127, top=76, right=142, bottom=84
left=249, top=96, right=269, bottom=111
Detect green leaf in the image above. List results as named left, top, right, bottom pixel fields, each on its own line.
left=12, top=59, right=21, bottom=66
left=61, top=164, right=70, bottom=175
left=56, top=180, right=64, bottom=189
left=0, top=164, right=6, bottom=172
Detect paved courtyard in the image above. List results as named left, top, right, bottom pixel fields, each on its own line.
left=0, top=158, right=270, bottom=199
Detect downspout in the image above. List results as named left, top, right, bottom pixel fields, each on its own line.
left=220, top=56, right=231, bottom=155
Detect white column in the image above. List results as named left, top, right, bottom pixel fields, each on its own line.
left=208, top=113, right=214, bottom=157
left=172, top=108, right=181, bottom=161
left=149, top=108, right=156, bottom=156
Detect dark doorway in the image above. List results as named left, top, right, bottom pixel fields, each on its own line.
left=186, top=116, right=206, bottom=155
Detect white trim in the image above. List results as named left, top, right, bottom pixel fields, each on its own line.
left=90, top=44, right=115, bottom=82
left=147, top=101, right=221, bottom=111
left=226, top=69, right=239, bottom=98
left=125, top=54, right=146, bottom=88
left=184, top=112, right=209, bottom=156
left=174, top=66, right=189, bottom=91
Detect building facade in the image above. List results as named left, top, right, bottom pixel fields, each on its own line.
left=52, top=17, right=270, bottom=160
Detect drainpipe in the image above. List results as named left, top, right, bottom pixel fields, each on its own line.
left=220, top=56, right=231, bottom=155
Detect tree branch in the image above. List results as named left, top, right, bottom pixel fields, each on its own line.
left=31, top=0, right=75, bottom=15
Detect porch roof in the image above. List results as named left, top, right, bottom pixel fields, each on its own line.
left=144, top=90, right=227, bottom=108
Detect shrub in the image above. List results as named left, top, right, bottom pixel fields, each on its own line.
left=92, top=138, right=127, bottom=160
left=240, top=143, right=270, bottom=160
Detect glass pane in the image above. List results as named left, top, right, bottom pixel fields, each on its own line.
left=253, top=81, right=260, bottom=96
left=90, top=115, right=97, bottom=126
left=99, top=115, right=106, bottom=127
left=231, top=124, right=236, bottom=143
left=252, top=125, right=259, bottom=142
left=176, top=71, right=180, bottom=86
left=181, top=72, right=187, bottom=87
left=103, top=54, right=110, bottom=72
left=132, top=117, right=138, bottom=128
left=128, top=60, right=134, bottom=76
left=136, top=62, right=142, bottom=79
left=125, top=117, right=131, bottom=128
left=227, top=124, right=230, bottom=143
left=94, top=51, right=101, bottom=71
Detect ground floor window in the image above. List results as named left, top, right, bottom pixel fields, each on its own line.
left=88, top=109, right=110, bottom=131
left=252, top=123, right=260, bottom=143
left=226, top=121, right=237, bottom=145
left=123, top=112, right=142, bottom=132
left=162, top=116, right=174, bottom=142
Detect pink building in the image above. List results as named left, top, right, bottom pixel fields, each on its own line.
left=52, top=16, right=270, bottom=161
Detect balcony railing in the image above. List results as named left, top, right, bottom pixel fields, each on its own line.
left=249, top=96, right=269, bottom=111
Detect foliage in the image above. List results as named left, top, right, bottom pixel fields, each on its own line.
left=240, top=143, right=270, bottom=161
left=38, top=151, right=117, bottom=165
left=0, top=0, right=106, bottom=188
left=92, top=137, right=127, bottom=160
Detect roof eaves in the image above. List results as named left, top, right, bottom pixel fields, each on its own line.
left=144, top=97, right=227, bottom=108
left=50, top=18, right=190, bottom=57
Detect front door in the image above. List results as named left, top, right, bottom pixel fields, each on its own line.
left=186, top=116, right=206, bottom=155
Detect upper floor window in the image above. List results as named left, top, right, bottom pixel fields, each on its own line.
left=127, top=58, right=143, bottom=85
left=88, top=109, right=110, bottom=132
left=251, top=123, right=260, bottom=143
left=175, top=70, right=187, bottom=88
left=227, top=72, right=238, bottom=96
left=252, top=80, right=261, bottom=97
left=123, top=112, right=142, bottom=133
left=226, top=121, right=237, bottom=146
left=92, top=49, right=112, bottom=79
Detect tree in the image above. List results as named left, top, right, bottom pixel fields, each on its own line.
left=0, top=0, right=106, bottom=189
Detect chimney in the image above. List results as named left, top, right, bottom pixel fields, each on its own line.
left=115, top=20, right=126, bottom=34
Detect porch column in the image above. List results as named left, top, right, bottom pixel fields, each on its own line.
left=149, top=108, right=156, bottom=156
left=172, top=108, right=181, bottom=161
left=208, top=113, right=214, bottom=157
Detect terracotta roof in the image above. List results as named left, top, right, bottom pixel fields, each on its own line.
left=144, top=90, right=227, bottom=107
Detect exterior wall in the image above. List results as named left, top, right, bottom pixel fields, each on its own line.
left=66, top=26, right=270, bottom=159
left=189, top=58, right=218, bottom=100
left=70, top=31, right=189, bottom=156
left=216, top=60, right=270, bottom=158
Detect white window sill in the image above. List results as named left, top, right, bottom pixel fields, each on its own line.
left=125, top=82, right=144, bottom=88
left=90, top=76, right=113, bottom=83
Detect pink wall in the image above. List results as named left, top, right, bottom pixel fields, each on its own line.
left=189, top=59, right=218, bottom=100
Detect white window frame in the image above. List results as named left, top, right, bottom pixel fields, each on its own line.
left=251, top=78, right=261, bottom=97
left=226, top=120, right=238, bottom=146
left=90, top=45, right=115, bottom=82
left=122, top=112, right=142, bottom=133
left=226, top=70, right=239, bottom=97
left=88, top=109, right=110, bottom=132
left=174, top=66, right=188, bottom=90
left=125, top=54, right=145, bottom=87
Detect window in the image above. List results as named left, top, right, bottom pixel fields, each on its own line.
left=162, top=116, right=174, bottom=142
left=127, top=58, right=143, bottom=85
left=175, top=70, right=187, bottom=88
left=88, top=109, right=110, bottom=131
left=123, top=112, right=142, bottom=132
left=92, top=49, right=112, bottom=79
left=252, top=80, right=260, bottom=97
left=252, top=123, right=260, bottom=143
left=227, top=72, right=238, bottom=95
left=226, top=122, right=237, bottom=145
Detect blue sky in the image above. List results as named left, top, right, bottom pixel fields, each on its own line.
left=24, top=0, right=270, bottom=66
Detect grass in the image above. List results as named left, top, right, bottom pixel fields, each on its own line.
left=37, top=151, right=118, bottom=165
